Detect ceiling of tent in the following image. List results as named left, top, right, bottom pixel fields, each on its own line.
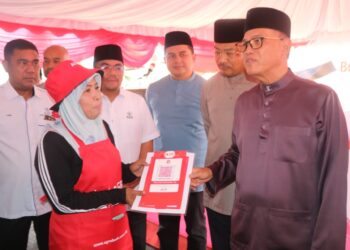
left=0, top=0, right=349, bottom=71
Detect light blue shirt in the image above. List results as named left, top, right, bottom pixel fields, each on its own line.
left=146, top=73, right=207, bottom=192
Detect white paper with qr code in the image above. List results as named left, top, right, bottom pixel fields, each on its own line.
left=131, top=150, right=194, bottom=214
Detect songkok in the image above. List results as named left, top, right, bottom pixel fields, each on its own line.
left=164, top=31, right=193, bottom=49
left=46, top=60, right=101, bottom=111
left=94, top=44, right=123, bottom=64
left=214, top=19, right=245, bottom=43
left=245, top=7, right=291, bottom=37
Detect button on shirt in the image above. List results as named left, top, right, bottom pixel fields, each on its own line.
left=0, top=82, right=54, bottom=219
left=258, top=75, right=291, bottom=141
left=101, top=89, right=159, bottom=163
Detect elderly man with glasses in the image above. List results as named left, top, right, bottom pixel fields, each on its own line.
left=191, top=7, right=348, bottom=250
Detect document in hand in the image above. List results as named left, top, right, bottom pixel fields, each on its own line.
left=131, top=150, right=194, bottom=214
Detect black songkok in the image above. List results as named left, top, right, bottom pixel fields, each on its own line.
left=214, top=19, right=245, bottom=43
left=94, top=44, right=123, bottom=64
left=164, top=31, right=193, bottom=49
left=245, top=7, right=291, bottom=37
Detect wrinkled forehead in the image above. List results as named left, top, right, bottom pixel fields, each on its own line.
left=214, top=42, right=241, bottom=50
left=243, top=28, right=282, bottom=40
left=11, top=49, right=39, bottom=59
left=165, top=44, right=193, bottom=54
left=95, top=59, right=123, bottom=66
left=44, top=49, right=62, bottom=55
left=44, top=52, right=66, bottom=59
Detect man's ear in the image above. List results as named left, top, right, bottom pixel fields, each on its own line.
left=2, top=60, right=9, bottom=73
left=283, top=38, right=292, bottom=51
left=282, top=38, right=292, bottom=58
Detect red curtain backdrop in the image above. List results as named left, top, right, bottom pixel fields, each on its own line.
left=0, top=20, right=217, bottom=71
left=0, top=20, right=159, bottom=67
left=0, top=0, right=349, bottom=71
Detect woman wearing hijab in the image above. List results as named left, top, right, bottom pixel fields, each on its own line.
left=35, top=60, right=143, bottom=250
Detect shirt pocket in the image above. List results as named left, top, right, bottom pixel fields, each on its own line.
left=231, top=202, right=253, bottom=248
left=36, top=114, right=52, bottom=132
left=267, top=208, right=312, bottom=249
left=273, top=126, right=311, bottom=163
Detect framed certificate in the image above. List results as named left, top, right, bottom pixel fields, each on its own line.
left=131, top=150, right=194, bottom=214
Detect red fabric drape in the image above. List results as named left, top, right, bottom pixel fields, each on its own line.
left=0, top=20, right=159, bottom=68
left=0, top=20, right=309, bottom=72
left=0, top=20, right=218, bottom=71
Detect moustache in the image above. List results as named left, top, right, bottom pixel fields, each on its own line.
left=104, top=76, right=120, bottom=81
left=218, top=63, right=230, bottom=69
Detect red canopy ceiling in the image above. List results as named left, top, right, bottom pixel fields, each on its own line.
left=0, top=19, right=217, bottom=71
left=0, top=0, right=349, bottom=72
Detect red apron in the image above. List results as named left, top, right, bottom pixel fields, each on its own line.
left=49, top=129, right=132, bottom=250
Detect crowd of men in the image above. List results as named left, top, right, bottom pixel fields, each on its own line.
left=0, top=6, right=348, bottom=250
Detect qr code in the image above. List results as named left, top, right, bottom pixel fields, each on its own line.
left=158, top=166, right=172, bottom=178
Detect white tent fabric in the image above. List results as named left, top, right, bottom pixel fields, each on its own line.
left=0, top=0, right=349, bottom=43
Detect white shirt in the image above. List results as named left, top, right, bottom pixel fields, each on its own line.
left=101, top=89, right=159, bottom=163
left=0, top=82, right=54, bottom=219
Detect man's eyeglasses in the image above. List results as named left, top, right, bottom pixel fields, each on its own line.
left=99, top=64, right=124, bottom=72
left=238, top=37, right=283, bottom=52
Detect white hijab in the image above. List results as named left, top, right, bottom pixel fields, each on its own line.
left=58, top=73, right=106, bottom=144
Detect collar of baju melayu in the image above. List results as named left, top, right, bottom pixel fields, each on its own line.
left=170, top=72, right=196, bottom=82
left=260, top=69, right=294, bottom=95
left=227, top=73, right=246, bottom=81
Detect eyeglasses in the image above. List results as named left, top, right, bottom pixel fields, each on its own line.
left=239, top=37, right=283, bottom=52
left=99, top=64, right=124, bottom=72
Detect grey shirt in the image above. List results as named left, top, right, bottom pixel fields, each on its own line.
left=201, top=73, right=254, bottom=215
